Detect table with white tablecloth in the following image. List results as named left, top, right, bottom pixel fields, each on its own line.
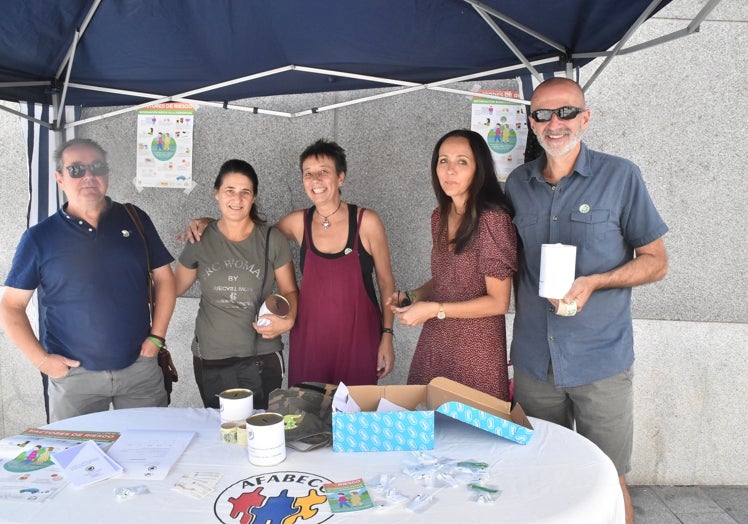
left=2, top=407, right=624, bottom=523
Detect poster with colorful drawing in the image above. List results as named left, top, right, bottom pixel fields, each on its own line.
left=136, top=102, right=194, bottom=188
left=471, top=90, right=528, bottom=181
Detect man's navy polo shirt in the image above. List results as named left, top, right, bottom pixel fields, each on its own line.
left=4, top=199, right=174, bottom=371
left=505, top=143, right=668, bottom=388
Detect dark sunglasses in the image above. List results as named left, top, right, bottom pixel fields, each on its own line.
left=530, top=106, right=586, bottom=123
left=64, top=162, right=110, bottom=178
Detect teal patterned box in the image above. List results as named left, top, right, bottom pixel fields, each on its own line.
left=332, top=377, right=533, bottom=452
left=332, top=410, right=435, bottom=452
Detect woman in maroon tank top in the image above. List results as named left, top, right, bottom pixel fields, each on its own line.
left=278, top=140, right=397, bottom=386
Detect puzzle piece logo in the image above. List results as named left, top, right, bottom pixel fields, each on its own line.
left=214, top=471, right=332, bottom=524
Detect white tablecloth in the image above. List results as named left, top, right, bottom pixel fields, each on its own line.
left=3, top=407, right=623, bottom=523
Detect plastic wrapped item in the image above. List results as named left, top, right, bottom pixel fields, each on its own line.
left=374, top=487, right=409, bottom=509
left=369, top=473, right=397, bottom=491
left=450, top=459, right=491, bottom=483
left=114, top=485, right=150, bottom=501
left=468, top=483, right=502, bottom=504
left=367, top=473, right=408, bottom=509
left=406, top=493, right=436, bottom=513
left=436, top=471, right=461, bottom=488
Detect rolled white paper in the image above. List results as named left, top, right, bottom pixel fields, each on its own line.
left=539, top=243, right=577, bottom=299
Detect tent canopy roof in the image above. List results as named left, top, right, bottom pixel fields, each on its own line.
left=0, top=0, right=718, bottom=126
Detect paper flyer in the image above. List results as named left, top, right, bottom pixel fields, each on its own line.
left=470, top=90, right=528, bottom=181
left=51, top=440, right=123, bottom=488
left=0, top=428, right=120, bottom=502
left=323, top=478, right=374, bottom=513
left=106, top=429, right=195, bottom=480
left=136, top=102, right=195, bottom=188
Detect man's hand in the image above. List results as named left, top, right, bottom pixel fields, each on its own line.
left=40, top=354, right=80, bottom=379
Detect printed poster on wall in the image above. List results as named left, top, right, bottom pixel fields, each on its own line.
left=470, top=90, right=528, bottom=181
left=136, top=103, right=194, bottom=188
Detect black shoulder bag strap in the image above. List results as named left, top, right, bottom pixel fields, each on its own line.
left=259, top=225, right=273, bottom=303
left=124, top=203, right=154, bottom=316
left=124, top=203, right=179, bottom=399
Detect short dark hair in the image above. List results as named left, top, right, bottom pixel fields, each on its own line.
left=298, top=139, right=347, bottom=174
left=54, top=138, right=107, bottom=172
left=214, top=159, right=265, bottom=224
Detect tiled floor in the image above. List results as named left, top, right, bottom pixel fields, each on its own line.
left=631, top=486, right=748, bottom=524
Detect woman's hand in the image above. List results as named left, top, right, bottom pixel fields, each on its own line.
left=253, top=314, right=294, bottom=339
left=394, top=301, right=439, bottom=327
left=376, top=335, right=395, bottom=379
left=175, top=217, right=213, bottom=244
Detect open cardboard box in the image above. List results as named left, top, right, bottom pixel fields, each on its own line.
left=332, top=376, right=533, bottom=452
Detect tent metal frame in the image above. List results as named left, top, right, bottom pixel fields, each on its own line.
left=0, top=0, right=723, bottom=131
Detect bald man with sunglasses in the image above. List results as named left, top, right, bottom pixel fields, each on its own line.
left=1, top=138, right=176, bottom=422
left=505, top=78, right=668, bottom=524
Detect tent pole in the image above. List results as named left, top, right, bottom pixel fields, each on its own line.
left=463, top=0, right=565, bottom=52
left=581, top=0, right=663, bottom=92
left=470, top=5, right=543, bottom=82
left=54, top=0, right=103, bottom=79
left=55, top=30, right=80, bottom=126
left=0, top=103, right=52, bottom=128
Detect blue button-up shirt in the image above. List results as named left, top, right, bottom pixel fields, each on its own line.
left=505, top=143, right=668, bottom=387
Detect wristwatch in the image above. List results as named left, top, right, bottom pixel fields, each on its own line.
left=437, top=303, right=446, bottom=320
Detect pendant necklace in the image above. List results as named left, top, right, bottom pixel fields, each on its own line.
left=318, top=200, right=342, bottom=230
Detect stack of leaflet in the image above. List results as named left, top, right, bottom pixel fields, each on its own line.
left=51, top=441, right=123, bottom=488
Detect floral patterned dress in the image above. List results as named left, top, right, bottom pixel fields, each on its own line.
left=407, top=208, right=518, bottom=401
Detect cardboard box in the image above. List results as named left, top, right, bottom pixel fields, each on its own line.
left=332, top=377, right=533, bottom=452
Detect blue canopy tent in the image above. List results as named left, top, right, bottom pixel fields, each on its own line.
left=0, top=0, right=723, bottom=421
left=0, top=0, right=723, bottom=130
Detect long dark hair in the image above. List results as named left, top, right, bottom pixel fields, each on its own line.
left=214, top=159, right=265, bottom=224
left=430, top=129, right=513, bottom=254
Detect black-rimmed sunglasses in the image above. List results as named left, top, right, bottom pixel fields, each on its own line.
left=64, top=162, right=110, bottom=178
left=530, top=106, right=586, bottom=123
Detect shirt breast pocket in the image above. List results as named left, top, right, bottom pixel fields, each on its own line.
left=512, top=213, right=541, bottom=247
left=570, top=210, right=610, bottom=248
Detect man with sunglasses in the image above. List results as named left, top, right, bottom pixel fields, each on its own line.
left=0, top=138, right=176, bottom=422
left=505, top=77, right=668, bottom=524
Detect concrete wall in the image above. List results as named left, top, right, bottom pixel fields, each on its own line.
left=0, top=1, right=745, bottom=485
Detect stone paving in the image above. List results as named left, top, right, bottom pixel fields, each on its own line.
left=632, top=486, right=748, bottom=524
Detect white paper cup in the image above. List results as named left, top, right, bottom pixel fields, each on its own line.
left=246, top=413, right=286, bottom=466
left=220, top=422, right=238, bottom=444
left=539, top=243, right=577, bottom=299
left=219, top=388, right=254, bottom=423
left=256, top=294, right=290, bottom=327
left=236, top=422, right=248, bottom=446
